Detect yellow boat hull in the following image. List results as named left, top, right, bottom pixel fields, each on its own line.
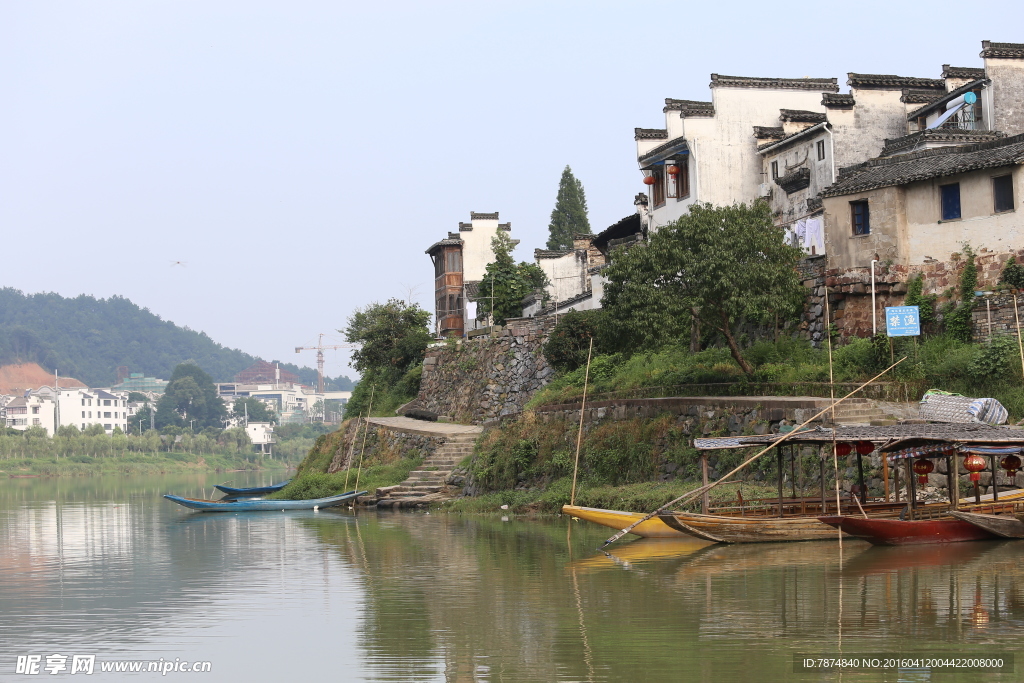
left=561, top=505, right=696, bottom=539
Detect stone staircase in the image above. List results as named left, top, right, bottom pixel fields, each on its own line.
left=828, top=398, right=894, bottom=426
left=374, top=434, right=477, bottom=509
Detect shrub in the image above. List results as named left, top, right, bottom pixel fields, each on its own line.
left=1000, top=256, right=1024, bottom=289
left=543, top=309, right=610, bottom=372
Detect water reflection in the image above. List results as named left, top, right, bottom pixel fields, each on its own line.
left=1, top=476, right=1022, bottom=681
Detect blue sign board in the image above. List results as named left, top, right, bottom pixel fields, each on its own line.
left=885, top=305, right=921, bottom=337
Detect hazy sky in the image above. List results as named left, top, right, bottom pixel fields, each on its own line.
left=3, top=1, right=1021, bottom=380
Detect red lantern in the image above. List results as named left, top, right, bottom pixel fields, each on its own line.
left=912, top=458, right=934, bottom=485
left=1000, top=454, right=1022, bottom=482
left=855, top=440, right=874, bottom=455
left=667, top=165, right=680, bottom=176
left=963, top=454, right=987, bottom=482
left=835, top=443, right=852, bottom=456
left=643, top=175, right=656, bottom=185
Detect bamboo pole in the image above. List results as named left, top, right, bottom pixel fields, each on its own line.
left=354, top=385, right=376, bottom=494
left=701, top=453, right=709, bottom=514
left=600, top=357, right=906, bottom=547
left=343, top=410, right=366, bottom=493
left=569, top=337, right=594, bottom=507
left=826, top=289, right=843, bottom=545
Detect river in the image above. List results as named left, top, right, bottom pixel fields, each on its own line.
left=1, top=473, right=1021, bottom=682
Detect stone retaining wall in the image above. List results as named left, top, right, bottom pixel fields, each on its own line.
left=327, top=420, right=445, bottom=473
left=416, top=316, right=557, bottom=424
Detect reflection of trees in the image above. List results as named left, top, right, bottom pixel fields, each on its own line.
left=304, top=515, right=1024, bottom=683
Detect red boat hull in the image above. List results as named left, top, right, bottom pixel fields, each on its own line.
left=818, top=516, right=998, bottom=546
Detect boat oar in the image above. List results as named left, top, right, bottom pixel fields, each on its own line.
left=599, top=358, right=905, bottom=548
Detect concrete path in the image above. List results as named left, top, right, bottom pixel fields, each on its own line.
left=365, top=416, right=483, bottom=437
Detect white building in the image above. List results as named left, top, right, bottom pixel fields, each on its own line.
left=216, top=382, right=324, bottom=424
left=2, top=387, right=131, bottom=435
left=245, top=422, right=275, bottom=454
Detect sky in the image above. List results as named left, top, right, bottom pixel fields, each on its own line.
left=2, top=1, right=1022, bottom=380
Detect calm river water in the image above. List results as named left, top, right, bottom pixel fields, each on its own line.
left=1, top=473, right=1022, bottom=682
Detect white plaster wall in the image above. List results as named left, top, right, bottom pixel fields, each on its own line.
left=538, top=251, right=589, bottom=304
left=461, top=217, right=502, bottom=282
left=985, top=58, right=1024, bottom=136
left=832, top=89, right=911, bottom=169
left=763, top=129, right=831, bottom=225
left=904, top=167, right=1023, bottom=264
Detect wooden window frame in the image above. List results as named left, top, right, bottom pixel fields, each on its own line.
left=671, top=159, right=691, bottom=201
left=816, top=140, right=826, bottom=161
left=940, top=182, right=962, bottom=221
left=652, top=165, right=666, bottom=207
left=851, top=200, right=870, bottom=236
left=994, top=174, right=1015, bottom=214
left=771, top=161, right=779, bottom=179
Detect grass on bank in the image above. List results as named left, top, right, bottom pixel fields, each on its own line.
left=269, top=457, right=422, bottom=499
left=0, top=451, right=288, bottom=476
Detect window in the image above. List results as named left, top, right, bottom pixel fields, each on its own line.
left=940, top=183, right=961, bottom=220
left=445, top=250, right=462, bottom=273
left=851, top=201, right=870, bottom=235
left=104, top=424, right=111, bottom=430
left=994, top=175, right=1015, bottom=213
left=771, top=161, right=779, bottom=179
left=80, top=399, right=84, bottom=406
left=670, top=160, right=691, bottom=200
left=651, top=166, right=666, bottom=206
left=32, top=418, right=40, bottom=425
left=88, top=411, right=92, bottom=418
left=817, top=140, right=826, bottom=161
left=31, top=406, right=39, bottom=414
left=81, top=411, right=85, bottom=418
left=81, top=423, right=85, bottom=430
left=104, top=400, right=110, bottom=406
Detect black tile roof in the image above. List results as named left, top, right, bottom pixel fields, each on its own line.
left=425, top=238, right=463, bottom=255
left=753, top=126, right=786, bottom=139
left=470, top=211, right=499, bottom=220
left=710, top=74, right=839, bottom=92
left=942, top=64, right=986, bottom=79
left=901, top=89, right=945, bottom=104
left=906, top=78, right=989, bottom=120
left=822, top=133, right=1024, bottom=197
left=880, top=128, right=1004, bottom=157
left=822, top=93, right=855, bottom=108
left=775, top=167, right=811, bottom=195
left=779, top=109, right=827, bottom=123
left=593, top=213, right=642, bottom=251
left=757, top=121, right=827, bottom=154
left=663, top=98, right=715, bottom=116
left=980, top=41, right=1024, bottom=59
left=637, top=136, right=689, bottom=164
left=635, top=128, right=669, bottom=140
left=458, top=222, right=472, bottom=231
left=534, top=249, right=572, bottom=260
left=848, top=73, right=945, bottom=90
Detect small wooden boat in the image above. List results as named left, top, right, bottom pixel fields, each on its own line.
left=949, top=510, right=1024, bottom=538
left=561, top=505, right=691, bottom=538
left=658, top=510, right=847, bottom=543
left=214, top=480, right=291, bottom=496
left=163, top=490, right=366, bottom=512
left=818, top=515, right=998, bottom=545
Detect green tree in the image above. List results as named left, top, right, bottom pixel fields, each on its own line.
left=232, top=397, right=277, bottom=424
left=155, top=362, right=226, bottom=429
left=546, top=165, right=591, bottom=250
left=603, top=202, right=805, bottom=374
left=476, top=231, right=549, bottom=325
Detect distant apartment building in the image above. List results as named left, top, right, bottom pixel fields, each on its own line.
left=2, top=386, right=131, bottom=435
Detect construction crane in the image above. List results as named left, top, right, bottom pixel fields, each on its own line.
left=295, top=333, right=359, bottom=394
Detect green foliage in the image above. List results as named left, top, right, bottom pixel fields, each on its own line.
left=0, top=288, right=352, bottom=388
left=476, top=231, right=550, bottom=325
left=960, top=244, right=978, bottom=295
left=1000, top=256, right=1024, bottom=289
left=272, top=458, right=422, bottom=500
left=232, top=397, right=277, bottom=424
left=967, top=336, right=1018, bottom=384
left=542, top=310, right=612, bottom=372
left=904, top=273, right=937, bottom=327
left=155, top=362, right=226, bottom=429
left=546, top=165, right=591, bottom=250
left=602, top=203, right=804, bottom=372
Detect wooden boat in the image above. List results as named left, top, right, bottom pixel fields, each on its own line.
left=163, top=490, right=366, bottom=512
left=657, top=510, right=847, bottom=543
left=561, top=505, right=692, bottom=538
left=818, top=515, right=998, bottom=545
left=949, top=510, right=1024, bottom=538
left=214, top=480, right=291, bottom=496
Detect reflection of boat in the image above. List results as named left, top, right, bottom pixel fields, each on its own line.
left=567, top=538, right=714, bottom=572
left=214, top=480, right=291, bottom=496
left=562, top=505, right=689, bottom=538
left=673, top=539, right=854, bottom=578
left=818, top=516, right=998, bottom=545
left=841, top=541, right=1000, bottom=576
left=163, top=490, right=365, bottom=512
left=949, top=510, right=1024, bottom=538
left=658, top=510, right=846, bottom=543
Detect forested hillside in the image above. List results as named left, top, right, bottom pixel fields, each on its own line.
left=0, top=288, right=354, bottom=389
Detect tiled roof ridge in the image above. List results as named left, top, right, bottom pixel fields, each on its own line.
left=753, top=126, right=786, bottom=139
left=901, top=89, right=946, bottom=104
left=635, top=127, right=669, bottom=140
left=470, top=211, right=499, bottom=220
left=663, top=98, right=715, bottom=116
left=534, top=248, right=573, bottom=259
left=637, top=136, right=688, bottom=163
left=710, top=74, right=839, bottom=92
left=779, top=109, right=827, bottom=123
left=424, top=237, right=463, bottom=255
left=847, top=73, right=945, bottom=90
left=822, top=93, right=855, bottom=108
left=980, top=41, right=1024, bottom=59
left=942, top=64, right=986, bottom=79
left=757, top=121, right=827, bottom=154
left=823, top=132, right=1024, bottom=197
left=879, top=128, right=1006, bottom=158
left=906, top=78, right=990, bottom=120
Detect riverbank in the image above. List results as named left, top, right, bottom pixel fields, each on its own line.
left=0, top=452, right=292, bottom=476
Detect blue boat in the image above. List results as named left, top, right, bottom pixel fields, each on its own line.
left=163, top=490, right=366, bottom=512
left=214, top=480, right=291, bottom=496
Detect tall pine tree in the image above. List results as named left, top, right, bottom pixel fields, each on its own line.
left=546, top=165, right=591, bottom=250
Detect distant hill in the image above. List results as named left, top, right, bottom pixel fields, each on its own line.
left=0, top=288, right=355, bottom=390
left=0, top=362, right=87, bottom=394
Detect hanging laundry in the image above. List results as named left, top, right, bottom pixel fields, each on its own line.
left=803, top=217, right=825, bottom=255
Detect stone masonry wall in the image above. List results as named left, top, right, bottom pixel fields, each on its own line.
left=417, top=316, right=557, bottom=424
left=326, top=420, right=445, bottom=473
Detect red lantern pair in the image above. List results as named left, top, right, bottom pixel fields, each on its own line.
left=963, top=454, right=987, bottom=482
left=912, top=458, right=934, bottom=485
